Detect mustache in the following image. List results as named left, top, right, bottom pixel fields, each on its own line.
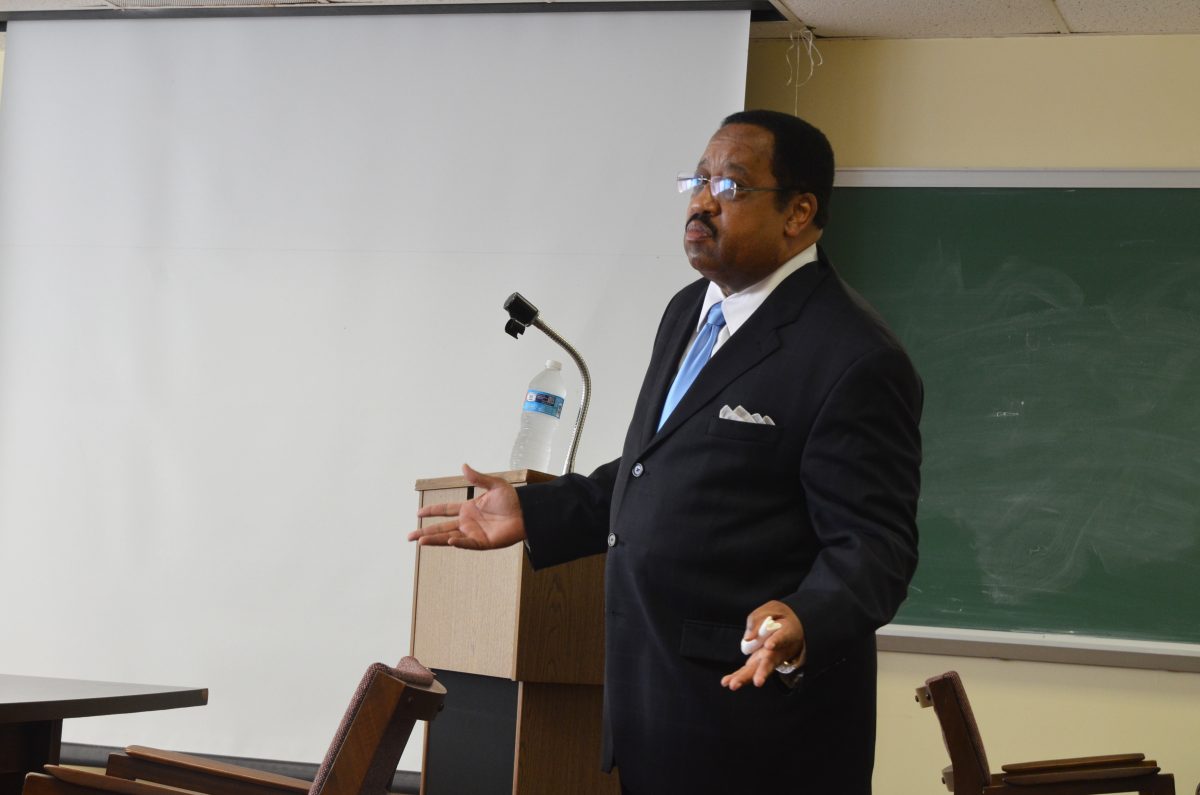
left=686, top=213, right=717, bottom=235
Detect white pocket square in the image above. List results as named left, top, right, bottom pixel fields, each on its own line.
left=719, top=404, right=775, bottom=425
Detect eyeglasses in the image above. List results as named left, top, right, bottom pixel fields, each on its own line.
left=676, top=172, right=799, bottom=201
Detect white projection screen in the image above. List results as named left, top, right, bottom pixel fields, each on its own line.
left=0, top=10, right=749, bottom=772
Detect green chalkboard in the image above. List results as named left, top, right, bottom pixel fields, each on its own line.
left=822, top=185, right=1200, bottom=645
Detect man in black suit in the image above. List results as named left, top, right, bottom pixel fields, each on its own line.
left=409, top=110, right=922, bottom=794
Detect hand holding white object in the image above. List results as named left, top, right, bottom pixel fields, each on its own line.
left=721, top=600, right=806, bottom=691
left=739, top=616, right=782, bottom=655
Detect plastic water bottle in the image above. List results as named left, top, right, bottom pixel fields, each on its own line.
left=509, top=360, right=566, bottom=473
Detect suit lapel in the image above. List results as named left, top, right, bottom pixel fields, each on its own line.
left=635, top=280, right=707, bottom=447
left=644, top=255, right=832, bottom=452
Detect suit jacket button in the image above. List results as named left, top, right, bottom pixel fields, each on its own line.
left=631, top=462, right=644, bottom=477
left=607, top=532, right=618, bottom=548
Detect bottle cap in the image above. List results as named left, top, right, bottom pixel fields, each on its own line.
left=546, top=360, right=563, bottom=370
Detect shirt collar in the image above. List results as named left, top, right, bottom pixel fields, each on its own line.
left=696, top=243, right=820, bottom=337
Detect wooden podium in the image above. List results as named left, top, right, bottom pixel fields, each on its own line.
left=411, top=470, right=619, bottom=795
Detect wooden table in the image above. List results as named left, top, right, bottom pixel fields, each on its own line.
left=0, top=674, right=207, bottom=795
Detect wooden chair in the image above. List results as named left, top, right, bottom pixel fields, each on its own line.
left=916, top=671, right=1174, bottom=795
left=23, top=657, right=445, bottom=795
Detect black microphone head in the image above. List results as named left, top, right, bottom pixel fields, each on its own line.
left=503, top=292, right=539, bottom=326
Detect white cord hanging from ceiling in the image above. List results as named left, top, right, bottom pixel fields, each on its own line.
left=785, top=27, right=823, bottom=116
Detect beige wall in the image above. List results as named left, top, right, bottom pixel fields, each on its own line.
left=746, top=32, right=1200, bottom=793
left=747, top=34, right=1200, bottom=168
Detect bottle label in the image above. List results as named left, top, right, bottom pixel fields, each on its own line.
left=523, top=390, right=564, bottom=419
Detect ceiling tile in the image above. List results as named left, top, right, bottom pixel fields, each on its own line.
left=1056, top=0, right=1200, bottom=35
left=778, top=0, right=1068, bottom=38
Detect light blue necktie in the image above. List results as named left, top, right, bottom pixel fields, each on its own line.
left=658, top=301, right=726, bottom=430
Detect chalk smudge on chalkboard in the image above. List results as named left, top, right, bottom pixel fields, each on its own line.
left=826, top=186, right=1200, bottom=643
left=920, top=256, right=1199, bottom=603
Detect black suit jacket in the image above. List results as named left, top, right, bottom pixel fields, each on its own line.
left=519, top=250, right=922, bottom=794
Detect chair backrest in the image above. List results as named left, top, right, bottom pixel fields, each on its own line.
left=310, top=656, right=446, bottom=795
left=918, top=671, right=991, bottom=793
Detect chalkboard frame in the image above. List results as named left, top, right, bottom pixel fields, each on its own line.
left=836, top=169, right=1200, bottom=671
left=835, top=168, right=1200, bottom=189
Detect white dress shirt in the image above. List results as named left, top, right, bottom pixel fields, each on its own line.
left=683, top=243, right=819, bottom=361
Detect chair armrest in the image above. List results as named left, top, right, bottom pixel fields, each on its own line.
left=31, top=766, right=186, bottom=795
left=1000, top=752, right=1146, bottom=774
left=106, top=747, right=310, bottom=795
left=1003, top=764, right=1161, bottom=786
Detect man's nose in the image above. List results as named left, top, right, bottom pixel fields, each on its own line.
left=688, top=184, right=720, bottom=216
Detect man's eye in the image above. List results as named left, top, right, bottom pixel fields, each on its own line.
left=677, top=174, right=707, bottom=194
left=712, top=178, right=737, bottom=197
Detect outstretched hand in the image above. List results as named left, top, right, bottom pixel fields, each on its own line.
left=721, top=600, right=806, bottom=690
left=407, top=464, right=527, bottom=550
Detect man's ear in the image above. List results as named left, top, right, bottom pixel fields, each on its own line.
left=784, top=193, right=818, bottom=237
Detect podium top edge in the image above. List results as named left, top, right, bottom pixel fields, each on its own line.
left=415, top=469, right=558, bottom=490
